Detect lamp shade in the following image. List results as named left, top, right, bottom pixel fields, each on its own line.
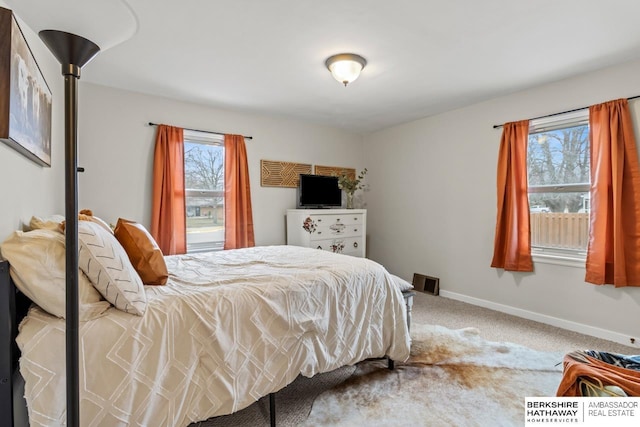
left=39, top=30, right=100, bottom=71
left=325, top=53, right=367, bottom=87
left=5, top=0, right=137, bottom=51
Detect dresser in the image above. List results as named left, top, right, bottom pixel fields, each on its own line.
left=286, top=209, right=366, bottom=257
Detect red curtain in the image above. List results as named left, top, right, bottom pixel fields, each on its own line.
left=150, top=125, right=186, bottom=255
left=491, top=120, right=533, bottom=272
left=585, top=99, right=640, bottom=287
left=224, top=134, right=255, bottom=249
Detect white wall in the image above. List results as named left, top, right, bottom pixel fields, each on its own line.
left=5, top=0, right=638, bottom=347
left=77, top=83, right=365, bottom=245
left=365, top=59, right=640, bottom=347
left=0, top=2, right=64, bottom=241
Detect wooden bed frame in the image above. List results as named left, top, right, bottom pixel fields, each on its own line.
left=0, top=258, right=412, bottom=426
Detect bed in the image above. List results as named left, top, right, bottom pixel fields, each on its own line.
left=1, top=230, right=411, bottom=426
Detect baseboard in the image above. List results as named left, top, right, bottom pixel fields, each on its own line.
left=439, top=290, right=640, bottom=349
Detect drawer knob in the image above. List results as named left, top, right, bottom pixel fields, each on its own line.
left=317, top=218, right=322, bottom=222
left=354, top=228, right=358, bottom=232
left=353, top=242, right=358, bottom=248
left=317, top=231, right=322, bottom=235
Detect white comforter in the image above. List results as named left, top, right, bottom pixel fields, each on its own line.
left=17, top=245, right=411, bottom=426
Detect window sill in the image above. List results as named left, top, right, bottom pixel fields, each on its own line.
left=532, top=252, right=585, bottom=268
left=187, top=247, right=222, bottom=254
left=186, top=241, right=224, bottom=253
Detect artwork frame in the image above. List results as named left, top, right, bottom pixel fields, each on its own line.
left=260, top=159, right=312, bottom=188
left=314, top=165, right=355, bottom=180
left=0, top=7, right=53, bottom=167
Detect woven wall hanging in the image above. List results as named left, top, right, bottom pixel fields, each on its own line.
left=260, top=159, right=312, bottom=187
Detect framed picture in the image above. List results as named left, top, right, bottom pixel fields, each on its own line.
left=0, top=7, right=53, bottom=167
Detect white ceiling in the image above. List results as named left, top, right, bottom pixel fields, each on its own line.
left=9, top=0, right=640, bottom=133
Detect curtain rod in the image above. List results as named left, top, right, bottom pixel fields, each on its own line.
left=148, top=122, right=253, bottom=140
left=492, top=95, right=640, bottom=129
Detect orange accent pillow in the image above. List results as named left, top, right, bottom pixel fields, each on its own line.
left=114, top=218, right=168, bottom=285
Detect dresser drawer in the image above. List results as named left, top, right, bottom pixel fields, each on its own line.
left=310, top=213, right=363, bottom=226
left=313, top=237, right=363, bottom=256
left=311, top=222, right=363, bottom=240
left=308, top=214, right=363, bottom=240
left=286, top=209, right=366, bottom=258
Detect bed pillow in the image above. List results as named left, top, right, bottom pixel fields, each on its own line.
left=29, top=214, right=65, bottom=231
left=89, top=215, right=114, bottom=235
left=58, top=210, right=114, bottom=235
left=77, top=209, right=114, bottom=235
left=114, top=218, right=168, bottom=286
left=78, top=221, right=147, bottom=316
left=0, top=229, right=111, bottom=320
left=389, top=274, right=414, bottom=292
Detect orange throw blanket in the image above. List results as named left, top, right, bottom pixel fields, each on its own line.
left=557, top=351, right=640, bottom=397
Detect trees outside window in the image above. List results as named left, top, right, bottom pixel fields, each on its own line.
left=184, top=131, right=225, bottom=252
left=527, top=112, right=590, bottom=254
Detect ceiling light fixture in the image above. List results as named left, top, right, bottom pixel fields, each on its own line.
left=325, top=53, right=367, bottom=87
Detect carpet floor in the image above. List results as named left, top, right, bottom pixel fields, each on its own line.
left=304, top=323, right=563, bottom=426
left=196, top=292, right=637, bottom=426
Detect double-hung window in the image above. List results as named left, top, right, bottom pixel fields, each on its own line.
left=527, top=110, right=590, bottom=263
left=184, top=130, right=225, bottom=252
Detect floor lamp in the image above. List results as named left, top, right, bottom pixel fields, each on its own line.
left=38, top=30, right=100, bottom=427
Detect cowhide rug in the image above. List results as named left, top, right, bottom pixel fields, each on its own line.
left=304, top=323, right=564, bottom=426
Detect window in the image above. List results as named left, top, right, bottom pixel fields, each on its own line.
left=527, top=110, right=590, bottom=261
left=184, top=130, right=224, bottom=252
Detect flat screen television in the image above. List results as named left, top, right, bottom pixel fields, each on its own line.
left=297, top=174, right=342, bottom=208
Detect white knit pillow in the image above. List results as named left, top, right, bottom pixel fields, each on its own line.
left=78, top=221, right=147, bottom=315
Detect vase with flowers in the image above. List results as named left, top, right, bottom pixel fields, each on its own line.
left=337, top=168, right=367, bottom=209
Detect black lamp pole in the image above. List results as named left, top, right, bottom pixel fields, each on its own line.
left=38, top=30, right=99, bottom=427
